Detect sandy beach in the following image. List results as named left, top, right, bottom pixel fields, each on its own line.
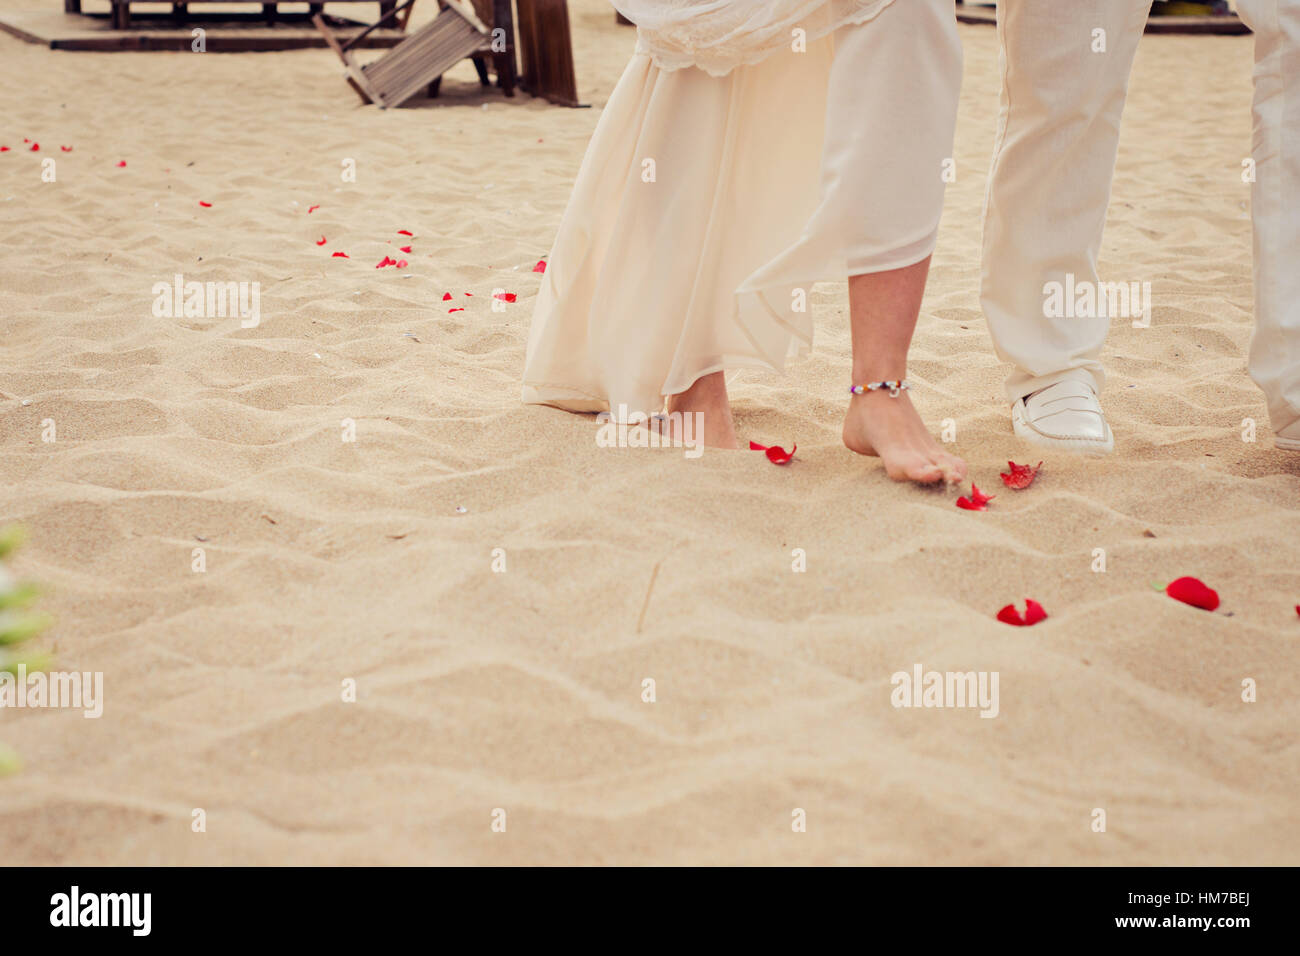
left=1, top=0, right=1298, bottom=865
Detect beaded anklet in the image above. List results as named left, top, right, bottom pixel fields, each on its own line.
left=849, top=380, right=910, bottom=398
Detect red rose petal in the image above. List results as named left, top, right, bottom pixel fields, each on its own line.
left=1165, top=576, right=1220, bottom=611
left=0, top=146, right=9, bottom=152
left=493, top=292, right=517, bottom=303
left=533, top=260, right=547, bottom=273
left=375, top=256, right=396, bottom=269
left=464, top=292, right=473, bottom=297
left=442, top=293, right=453, bottom=301
left=1000, top=460, right=1043, bottom=490
left=60, top=145, right=72, bottom=152
left=997, top=599, right=1047, bottom=627
left=749, top=440, right=796, bottom=465
left=316, top=236, right=327, bottom=246
left=395, top=260, right=408, bottom=268
left=199, top=201, right=212, bottom=207
left=308, top=204, right=320, bottom=213
left=398, top=230, right=413, bottom=236
left=115, top=160, right=126, bottom=167
left=30, top=142, right=39, bottom=151
left=331, top=251, right=349, bottom=258
left=957, top=482, right=995, bottom=511
left=448, top=307, right=464, bottom=313
left=399, top=246, right=412, bottom=254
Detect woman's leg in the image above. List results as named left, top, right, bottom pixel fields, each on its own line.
left=829, top=0, right=967, bottom=483
left=842, top=259, right=966, bottom=483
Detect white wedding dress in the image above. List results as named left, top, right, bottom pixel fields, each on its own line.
left=522, top=0, right=961, bottom=419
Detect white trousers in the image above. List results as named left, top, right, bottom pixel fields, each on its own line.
left=982, top=0, right=1300, bottom=435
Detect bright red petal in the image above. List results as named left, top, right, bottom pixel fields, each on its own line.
left=395, top=260, right=408, bottom=268
left=442, top=293, right=453, bottom=301
left=1023, top=599, right=1048, bottom=625
left=765, top=443, right=796, bottom=465
left=116, top=160, right=126, bottom=167
left=493, top=292, right=517, bottom=302
left=398, top=230, right=413, bottom=236
left=316, top=236, right=327, bottom=246
left=533, top=260, right=547, bottom=273
left=399, top=246, right=412, bottom=254
left=30, top=143, right=39, bottom=151
left=0, top=146, right=9, bottom=152
left=956, top=496, right=985, bottom=511
left=970, top=483, right=996, bottom=507
left=448, top=307, right=464, bottom=313
left=199, top=201, right=212, bottom=207
left=1165, top=576, right=1220, bottom=611
left=308, top=204, right=320, bottom=213
left=999, top=460, right=1043, bottom=490
left=60, top=146, right=72, bottom=152
left=748, top=441, right=768, bottom=451
left=331, top=251, right=348, bottom=258
left=996, top=604, right=1024, bottom=626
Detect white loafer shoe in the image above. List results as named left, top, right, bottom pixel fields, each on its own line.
left=1276, top=419, right=1300, bottom=451
left=1011, top=380, right=1114, bottom=454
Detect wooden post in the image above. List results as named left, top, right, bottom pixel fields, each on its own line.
left=492, top=0, right=517, bottom=97
left=111, top=0, right=130, bottom=29
left=64, top=0, right=83, bottom=13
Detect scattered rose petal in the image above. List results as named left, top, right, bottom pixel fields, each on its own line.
left=115, top=160, right=126, bottom=167
left=308, top=204, right=320, bottom=213
left=448, top=307, right=464, bottom=313
left=331, top=251, right=349, bottom=258
left=316, top=236, right=327, bottom=246
left=464, top=292, right=473, bottom=297
left=1165, top=576, right=1220, bottom=611
left=395, top=260, right=408, bottom=268
left=442, top=292, right=453, bottom=301
left=29, top=142, right=39, bottom=151
left=749, top=440, right=796, bottom=465
left=0, top=146, right=9, bottom=152
left=533, top=260, right=547, bottom=273
left=22, top=139, right=29, bottom=143
left=375, top=256, right=396, bottom=268
left=493, top=292, right=517, bottom=303
left=956, top=482, right=995, bottom=511
left=997, top=598, right=1048, bottom=627
left=60, top=146, right=72, bottom=152
left=397, top=245, right=412, bottom=254
left=199, top=201, right=212, bottom=207
left=398, top=229, right=413, bottom=236
left=1000, top=460, right=1043, bottom=490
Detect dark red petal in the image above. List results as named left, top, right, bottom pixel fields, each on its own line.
left=1165, top=576, right=1220, bottom=611
left=996, top=604, right=1025, bottom=626
left=1023, top=599, right=1048, bottom=625
left=533, top=260, right=547, bottom=273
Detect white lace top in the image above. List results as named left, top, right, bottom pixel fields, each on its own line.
left=610, top=0, right=897, bottom=76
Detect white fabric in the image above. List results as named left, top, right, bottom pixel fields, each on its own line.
left=610, top=0, right=896, bottom=76
left=982, top=0, right=1300, bottom=436
left=522, top=0, right=962, bottom=418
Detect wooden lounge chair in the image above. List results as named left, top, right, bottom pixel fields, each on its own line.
left=314, top=0, right=492, bottom=109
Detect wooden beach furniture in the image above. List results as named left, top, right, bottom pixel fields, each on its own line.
left=515, top=0, right=583, bottom=108
left=97, top=0, right=401, bottom=32
left=314, top=0, right=501, bottom=108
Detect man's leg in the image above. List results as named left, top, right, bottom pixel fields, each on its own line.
left=981, top=0, right=1152, bottom=451
left=1237, top=0, right=1300, bottom=448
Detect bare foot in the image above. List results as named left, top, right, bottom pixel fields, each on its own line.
left=664, top=371, right=739, bottom=449
left=842, top=390, right=966, bottom=484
